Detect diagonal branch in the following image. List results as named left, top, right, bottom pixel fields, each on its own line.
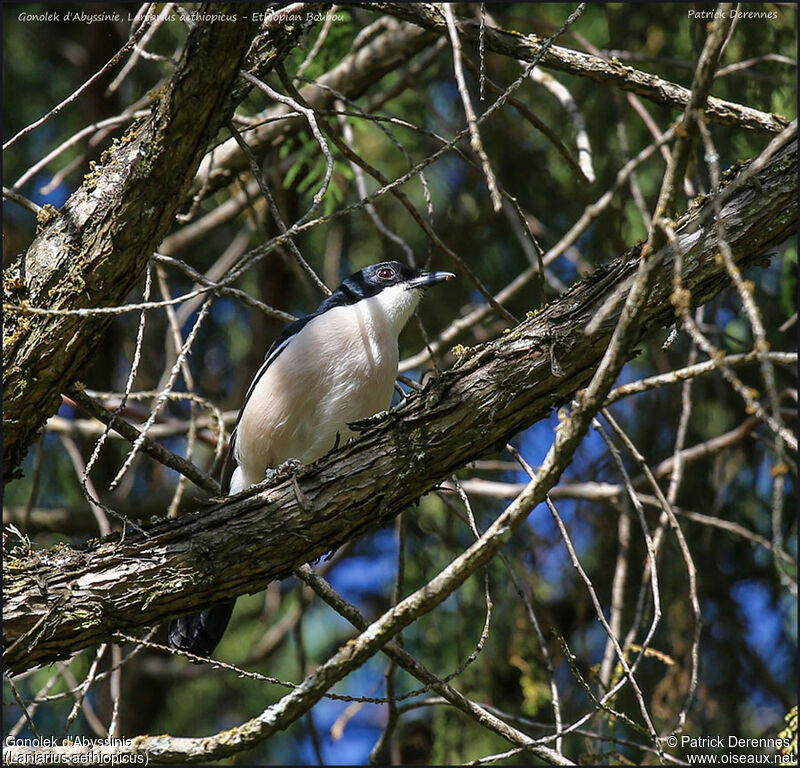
left=3, top=138, right=794, bottom=676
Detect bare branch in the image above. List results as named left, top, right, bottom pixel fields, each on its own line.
left=3, top=17, right=153, bottom=151
left=66, top=384, right=220, bottom=496
left=442, top=3, right=502, bottom=210
left=192, top=16, right=437, bottom=194
left=365, top=3, right=788, bottom=135
left=3, top=138, right=793, bottom=674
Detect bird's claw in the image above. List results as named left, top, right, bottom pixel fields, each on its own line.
left=276, top=458, right=303, bottom=475
left=249, top=460, right=303, bottom=492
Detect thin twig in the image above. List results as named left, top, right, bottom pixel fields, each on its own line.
left=3, top=187, right=41, bottom=215
left=442, top=3, right=502, bottom=210
left=4, top=18, right=153, bottom=151
left=106, top=4, right=175, bottom=95
left=107, top=298, right=214, bottom=491
left=67, top=384, right=220, bottom=497
left=226, top=118, right=331, bottom=297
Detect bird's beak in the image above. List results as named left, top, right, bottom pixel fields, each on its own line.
left=407, top=271, right=456, bottom=288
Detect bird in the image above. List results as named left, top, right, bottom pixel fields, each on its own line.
left=168, top=261, right=454, bottom=658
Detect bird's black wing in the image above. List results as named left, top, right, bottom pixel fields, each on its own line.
left=219, top=426, right=239, bottom=495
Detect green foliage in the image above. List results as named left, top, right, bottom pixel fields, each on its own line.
left=281, top=133, right=354, bottom=217
left=284, top=10, right=359, bottom=83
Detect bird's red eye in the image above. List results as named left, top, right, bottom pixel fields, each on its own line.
left=378, top=267, right=395, bottom=280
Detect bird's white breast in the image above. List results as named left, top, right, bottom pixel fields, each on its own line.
left=233, top=285, right=421, bottom=489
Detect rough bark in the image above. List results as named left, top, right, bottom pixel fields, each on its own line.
left=366, top=2, right=789, bottom=135
left=1, top=5, right=307, bottom=482
left=3, top=140, right=795, bottom=674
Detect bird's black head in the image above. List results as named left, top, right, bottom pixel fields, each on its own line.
left=351, top=261, right=417, bottom=297
left=320, top=261, right=454, bottom=310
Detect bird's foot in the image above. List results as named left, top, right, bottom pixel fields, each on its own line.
left=255, top=469, right=278, bottom=487
left=248, top=460, right=304, bottom=492
left=276, top=458, right=303, bottom=475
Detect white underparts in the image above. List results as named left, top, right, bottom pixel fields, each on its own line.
left=232, top=286, right=422, bottom=489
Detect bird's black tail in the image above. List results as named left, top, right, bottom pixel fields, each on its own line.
left=168, top=599, right=236, bottom=660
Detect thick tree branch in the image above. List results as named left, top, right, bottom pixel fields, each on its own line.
left=3, top=140, right=795, bottom=675
left=1, top=5, right=307, bottom=482
left=365, top=3, right=788, bottom=135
